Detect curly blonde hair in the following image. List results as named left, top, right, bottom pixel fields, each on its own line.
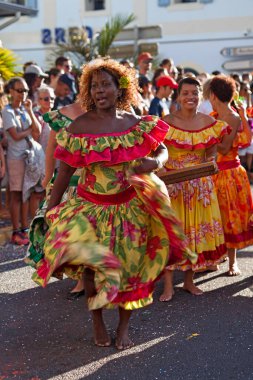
left=78, top=58, right=139, bottom=111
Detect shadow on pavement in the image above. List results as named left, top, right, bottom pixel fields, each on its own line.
left=0, top=253, right=253, bottom=380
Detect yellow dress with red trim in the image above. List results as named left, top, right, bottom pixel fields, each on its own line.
left=213, top=121, right=253, bottom=249
left=32, top=115, right=197, bottom=310
left=164, top=121, right=230, bottom=270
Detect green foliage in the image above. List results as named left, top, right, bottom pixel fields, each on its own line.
left=51, top=13, right=136, bottom=69
left=0, top=47, right=21, bottom=80
left=97, top=13, right=136, bottom=57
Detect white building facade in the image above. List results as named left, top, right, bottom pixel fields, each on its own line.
left=0, top=0, right=253, bottom=74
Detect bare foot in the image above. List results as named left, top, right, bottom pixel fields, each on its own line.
left=183, top=283, right=203, bottom=296
left=70, top=279, right=84, bottom=293
left=195, top=265, right=219, bottom=273
left=227, top=263, right=241, bottom=276
left=159, top=289, right=175, bottom=302
left=116, top=328, right=134, bottom=350
left=93, top=319, right=111, bottom=347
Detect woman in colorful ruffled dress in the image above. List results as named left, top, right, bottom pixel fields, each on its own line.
left=26, top=101, right=85, bottom=299
left=31, top=59, right=196, bottom=350
left=208, top=75, right=253, bottom=275
left=161, top=77, right=230, bottom=301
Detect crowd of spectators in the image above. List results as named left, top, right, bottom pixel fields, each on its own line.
left=0, top=52, right=253, bottom=246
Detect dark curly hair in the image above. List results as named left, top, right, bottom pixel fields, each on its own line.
left=177, top=77, right=202, bottom=94
left=209, top=75, right=236, bottom=103
left=78, top=58, right=139, bottom=111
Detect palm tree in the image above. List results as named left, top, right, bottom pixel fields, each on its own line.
left=52, top=13, right=136, bottom=69
left=97, top=13, right=136, bottom=57
left=0, top=47, right=21, bottom=81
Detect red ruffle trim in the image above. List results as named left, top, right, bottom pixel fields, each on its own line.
left=112, top=281, right=155, bottom=304
left=224, top=229, right=253, bottom=246
left=55, top=117, right=169, bottom=167
left=169, top=243, right=227, bottom=270
left=165, top=125, right=231, bottom=151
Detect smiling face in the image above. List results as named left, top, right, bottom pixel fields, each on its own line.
left=90, top=70, right=120, bottom=110
left=178, top=83, right=201, bottom=110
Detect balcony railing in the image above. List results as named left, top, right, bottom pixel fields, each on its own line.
left=0, top=0, right=38, bottom=16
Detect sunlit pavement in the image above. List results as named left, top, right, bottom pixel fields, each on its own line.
left=0, top=239, right=253, bottom=380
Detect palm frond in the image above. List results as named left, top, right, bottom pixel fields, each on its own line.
left=97, top=13, right=136, bottom=57
left=0, top=48, right=21, bottom=81
left=50, top=13, right=136, bottom=68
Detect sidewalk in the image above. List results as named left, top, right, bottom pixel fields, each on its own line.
left=0, top=206, right=12, bottom=246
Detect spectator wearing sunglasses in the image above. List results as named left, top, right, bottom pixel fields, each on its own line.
left=35, top=86, right=55, bottom=152
left=2, top=77, right=42, bottom=245
left=55, top=56, right=73, bottom=75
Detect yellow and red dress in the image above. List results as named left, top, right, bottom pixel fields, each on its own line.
left=164, top=121, right=230, bottom=270
left=31, top=115, right=196, bottom=310
left=213, top=124, right=253, bottom=249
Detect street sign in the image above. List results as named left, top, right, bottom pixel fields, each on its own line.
left=220, top=46, right=253, bottom=57
left=115, top=25, right=162, bottom=41
left=222, top=59, right=253, bottom=71
left=108, top=43, right=158, bottom=59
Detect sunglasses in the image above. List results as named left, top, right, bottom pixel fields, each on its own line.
left=13, top=88, right=29, bottom=94
left=39, top=96, right=55, bottom=101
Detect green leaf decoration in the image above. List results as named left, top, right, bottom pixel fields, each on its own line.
left=106, top=181, right=116, bottom=191
left=103, top=167, right=117, bottom=180
left=155, top=254, right=163, bottom=265
left=73, top=138, right=81, bottom=151
left=94, top=183, right=106, bottom=193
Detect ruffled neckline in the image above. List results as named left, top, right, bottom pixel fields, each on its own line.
left=54, top=115, right=169, bottom=167
left=165, top=120, right=231, bottom=150
left=168, top=121, right=217, bottom=133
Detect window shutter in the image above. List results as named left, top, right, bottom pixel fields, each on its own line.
left=158, top=0, right=171, bottom=7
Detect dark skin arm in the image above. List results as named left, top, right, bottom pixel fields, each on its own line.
left=134, top=143, right=168, bottom=174
left=47, top=161, right=76, bottom=211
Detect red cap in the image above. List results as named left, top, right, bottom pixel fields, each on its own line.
left=138, top=52, right=153, bottom=63
left=156, top=76, right=178, bottom=89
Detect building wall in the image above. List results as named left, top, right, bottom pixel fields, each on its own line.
left=0, top=0, right=253, bottom=73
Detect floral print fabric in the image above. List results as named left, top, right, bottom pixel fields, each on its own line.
left=164, top=121, right=230, bottom=270
left=30, top=117, right=196, bottom=310
left=213, top=129, right=253, bottom=249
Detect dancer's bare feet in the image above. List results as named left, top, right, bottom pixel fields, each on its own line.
left=116, top=326, right=134, bottom=350
left=70, top=279, right=84, bottom=293
left=195, top=264, right=219, bottom=273
left=227, top=249, right=240, bottom=276
left=159, top=289, right=175, bottom=302
left=183, top=269, right=203, bottom=295
left=116, top=308, right=134, bottom=350
left=183, top=283, right=203, bottom=296
left=160, top=270, right=174, bottom=301
left=93, top=318, right=111, bottom=347
left=227, top=263, right=241, bottom=276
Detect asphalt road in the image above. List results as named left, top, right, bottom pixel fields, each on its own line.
left=0, top=243, right=253, bottom=380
